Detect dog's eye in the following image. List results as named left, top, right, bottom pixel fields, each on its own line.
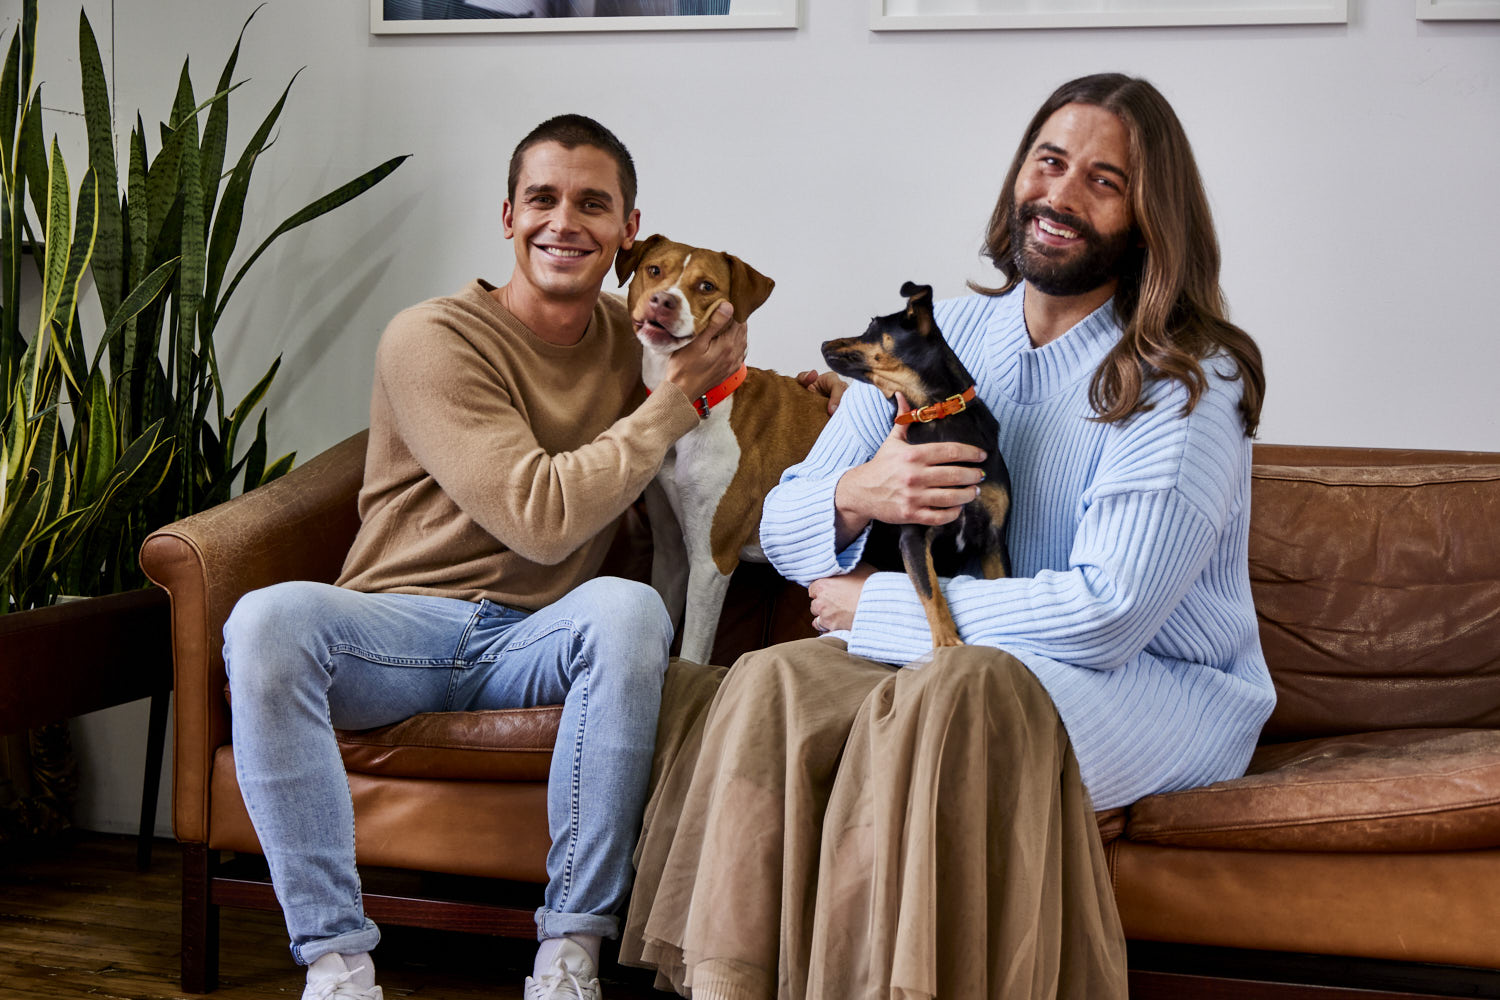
left=646, top=265, right=661, bottom=277
left=697, top=280, right=717, bottom=294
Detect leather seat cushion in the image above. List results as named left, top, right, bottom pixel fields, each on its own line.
left=335, top=704, right=1128, bottom=842
left=337, top=706, right=562, bottom=781
left=1126, top=728, right=1500, bottom=851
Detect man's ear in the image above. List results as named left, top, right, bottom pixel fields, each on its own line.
left=615, top=233, right=666, bottom=286
left=899, top=281, right=936, bottom=336
left=724, top=253, right=775, bottom=322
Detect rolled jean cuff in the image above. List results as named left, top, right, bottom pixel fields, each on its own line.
left=291, top=919, right=381, bottom=966
left=535, top=906, right=619, bottom=941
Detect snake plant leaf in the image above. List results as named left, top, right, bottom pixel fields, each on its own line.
left=199, top=415, right=223, bottom=477
left=1, top=29, right=19, bottom=189
left=145, top=116, right=185, bottom=252
left=216, top=153, right=409, bottom=324
left=23, top=381, right=57, bottom=482
left=199, top=6, right=262, bottom=241
left=1, top=29, right=20, bottom=381
left=78, top=372, right=116, bottom=503
left=37, top=139, right=74, bottom=332
left=90, top=254, right=180, bottom=371
left=2, top=390, right=29, bottom=484
left=16, top=308, right=49, bottom=420
left=257, top=451, right=295, bottom=489
left=16, top=0, right=35, bottom=96
left=38, top=419, right=68, bottom=534
left=119, top=120, right=150, bottom=435
left=78, top=10, right=121, bottom=321
left=173, top=63, right=204, bottom=433
left=222, top=354, right=279, bottom=469
left=19, top=87, right=47, bottom=239
left=241, top=409, right=268, bottom=491
left=0, top=465, right=42, bottom=583
left=49, top=168, right=99, bottom=399
left=50, top=416, right=170, bottom=553
left=62, top=417, right=173, bottom=578
left=203, top=69, right=298, bottom=319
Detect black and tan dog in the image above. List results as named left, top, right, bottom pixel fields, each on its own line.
left=820, top=282, right=1012, bottom=648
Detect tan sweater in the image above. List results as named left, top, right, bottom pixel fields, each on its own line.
left=336, top=280, right=700, bottom=611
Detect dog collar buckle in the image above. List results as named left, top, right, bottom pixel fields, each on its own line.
left=897, top=386, right=976, bottom=425
left=693, top=364, right=749, bottom=419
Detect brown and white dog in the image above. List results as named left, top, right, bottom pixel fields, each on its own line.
left=617, top=234, right=831, bottom=664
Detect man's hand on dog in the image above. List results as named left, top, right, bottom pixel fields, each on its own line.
left=796, top=369, right=847, bottom=415
left=831, top=393, right=987, bottom=548
left=664, top=301, right=748, bottom=402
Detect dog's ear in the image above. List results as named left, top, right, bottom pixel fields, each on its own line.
left=615, top=234, right=667, bottom=286
left=723, top=253, right=775, bottom=322
left=900, top=282, right=937, bottom=336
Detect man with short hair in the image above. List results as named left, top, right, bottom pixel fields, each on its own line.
left=223, top=114, right=761, bottom=1000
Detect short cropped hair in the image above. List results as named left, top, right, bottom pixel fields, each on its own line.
left=506, top=114, right=638, bottom=215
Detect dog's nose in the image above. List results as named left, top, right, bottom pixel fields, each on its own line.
left=649, top=292, right=680, bottom=313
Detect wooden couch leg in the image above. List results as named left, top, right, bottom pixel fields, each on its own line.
left=181, top=843, right=220, bottom=993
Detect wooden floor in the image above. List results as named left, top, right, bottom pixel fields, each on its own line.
left=0, top=833, right=670, bottom=999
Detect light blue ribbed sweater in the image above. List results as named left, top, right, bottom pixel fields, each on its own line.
left=761, top=285, right=1276, bottom=809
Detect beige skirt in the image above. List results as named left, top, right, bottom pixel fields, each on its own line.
left=620, top=638, right=1127, bottom=1000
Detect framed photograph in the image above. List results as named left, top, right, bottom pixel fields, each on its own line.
left=870, top=0, right=1347, bottom=31
left=1416, top=0, right=1500, bottom=19
left=373, top=0, right=797, bottom=33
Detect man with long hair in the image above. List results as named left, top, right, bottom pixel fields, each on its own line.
left=621, top=74, right=1274, bottom=999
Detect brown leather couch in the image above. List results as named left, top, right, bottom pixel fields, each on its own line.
left=141, top=434, right=1500, bottom=997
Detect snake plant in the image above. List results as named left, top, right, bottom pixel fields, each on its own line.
left=1, top=0, right=407, bottom=611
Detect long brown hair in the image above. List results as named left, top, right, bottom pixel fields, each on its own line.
left=973, top=74, right=1264, bottom=436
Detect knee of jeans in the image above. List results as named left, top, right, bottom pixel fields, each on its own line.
left=580, top=576, right=673, bottom=649
left=223, top=582, right=330, bottom=702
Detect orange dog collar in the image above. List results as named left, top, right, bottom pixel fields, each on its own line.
left=895, top=386, right=976, bottom=425
left=650, top=364, right=748, bottom=418
left=695, top=364, right=747, bottom=417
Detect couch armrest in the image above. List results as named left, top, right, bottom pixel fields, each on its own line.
left=139, top=430, right=367, bottom=843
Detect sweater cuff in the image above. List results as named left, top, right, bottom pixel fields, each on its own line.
left=640, top=381, right=709, bottom=440
left=762, top=472, right=872, bottom=584
left=846, top=570, right=935, bottom=666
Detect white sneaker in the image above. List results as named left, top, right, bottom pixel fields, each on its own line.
left=524, top=938, right=602, bottom=1000
left=302, top=953, right=384, bottom=1000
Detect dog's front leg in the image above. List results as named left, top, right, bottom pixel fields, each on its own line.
left=678, top=562, right=733, bottom=666
left=643, top=477, right=689, bottom=633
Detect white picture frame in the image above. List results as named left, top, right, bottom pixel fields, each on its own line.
left=372, top=0, right=797, bottom=33
left=1415, top=0, right=1500, bottom=19
left=869, top=0, right=1347, bottom=31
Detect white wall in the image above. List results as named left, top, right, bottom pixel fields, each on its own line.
left=6, top=1, right=1497, bottom=835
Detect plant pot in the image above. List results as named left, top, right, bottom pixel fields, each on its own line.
left=0, top=587, right=173, bottom=866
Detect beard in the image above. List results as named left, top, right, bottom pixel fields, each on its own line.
left=1009, top=201, right=1135, bottom=297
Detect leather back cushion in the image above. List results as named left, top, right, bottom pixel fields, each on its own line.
left=1249, top=461, right=1500, bottom=741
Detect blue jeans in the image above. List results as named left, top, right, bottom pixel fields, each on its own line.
left=222, top=576, right=672, bottom=966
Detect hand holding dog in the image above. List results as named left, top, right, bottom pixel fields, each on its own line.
left=663, top=301, right=748, bottom=402
left=832, top=393, right=988, bottom=547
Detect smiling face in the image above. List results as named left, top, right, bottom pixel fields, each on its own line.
left=1009, top=103, right=1136, bottom=299
left=501, top=141, right=639, bottom=310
